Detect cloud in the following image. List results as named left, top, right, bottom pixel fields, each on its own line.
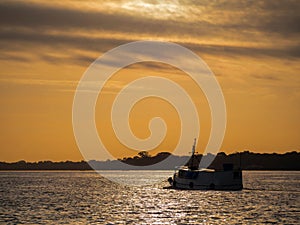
left=0, top=1, right=195, bottom=35
left=0, top=52, right=31, bottom=63
left=252, top=74, right=280, bottom=81
left=0, top=28, right=299, bottom=67
left=0, top=1, right=299, bottom=39
left=186, top=43, right=300, bottom=59
left=0, top=77, right=77, bottom=87
left=39, top=53, right=96, bottom=65
left=0, top=0, right=299, bottom=66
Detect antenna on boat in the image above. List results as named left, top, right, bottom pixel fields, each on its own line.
left=192, top=138, right=196, bottom=155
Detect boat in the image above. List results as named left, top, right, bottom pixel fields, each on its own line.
left=167, top=139, right=243, bottom=190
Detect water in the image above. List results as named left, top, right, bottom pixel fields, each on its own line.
left=0, top=171, right=299, bottom=224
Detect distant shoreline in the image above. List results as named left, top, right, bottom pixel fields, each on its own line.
left=1, top=151, right=299, bottom=170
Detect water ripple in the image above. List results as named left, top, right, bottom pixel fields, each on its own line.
left=0, top=171, right=299, bottom=224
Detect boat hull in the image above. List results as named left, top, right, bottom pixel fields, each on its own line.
left=170, top=169, right=243, bottom=191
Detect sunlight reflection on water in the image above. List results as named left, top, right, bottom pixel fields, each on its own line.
left=0, top=171, right=299, bottom=224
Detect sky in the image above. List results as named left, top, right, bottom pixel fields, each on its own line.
left=0, top=0, right=299, bottom=162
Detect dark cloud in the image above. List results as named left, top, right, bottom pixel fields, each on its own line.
left=39, top=54, right=96, bottom=66
left=128, top=62, right=176, bottom=71
left=185, top=43, right=300, bottom=59
left=0, top=28, right=299, bottom=66
left=0, top=1, right=209, bottom=36
left=0, top=29, right=128, bottom=54
left=0, top=0, right=299, bottom=65
left=1, top=1, right=299, bottom=37
left=0, top=52, right=31, bottom=63
left=190, top=0, right=300, bottom=36
left=252, top=74, right=281, bottom=81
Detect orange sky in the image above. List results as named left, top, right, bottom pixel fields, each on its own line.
left=0, top=0, right=299, bottom=162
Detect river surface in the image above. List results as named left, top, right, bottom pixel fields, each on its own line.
left=0, top=171, right=299, bottom=224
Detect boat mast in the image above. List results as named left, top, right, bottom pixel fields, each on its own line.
left=187, top=138, right=198, bottom=170
left=192, top=138, right=196, bottom=156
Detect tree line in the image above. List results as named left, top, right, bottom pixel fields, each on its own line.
left=0, top=151, right=299, bottom=170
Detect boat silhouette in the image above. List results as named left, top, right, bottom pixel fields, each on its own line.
left=166, top=139, right=243, bottom=190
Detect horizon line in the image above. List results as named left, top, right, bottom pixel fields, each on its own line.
left=1, top=150, right=299, bottom=164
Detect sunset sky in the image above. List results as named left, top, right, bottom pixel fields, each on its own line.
left=0, top=0, right=299, bottom=162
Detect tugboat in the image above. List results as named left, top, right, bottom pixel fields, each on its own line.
left=167, top=139, right=243, bottom=190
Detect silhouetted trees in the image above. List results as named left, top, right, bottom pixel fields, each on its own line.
left=120, top=151, right=171, bottom=166
left=0, top=160, right=92, bottom=170
left=0, top=151, right=299, bottom=170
